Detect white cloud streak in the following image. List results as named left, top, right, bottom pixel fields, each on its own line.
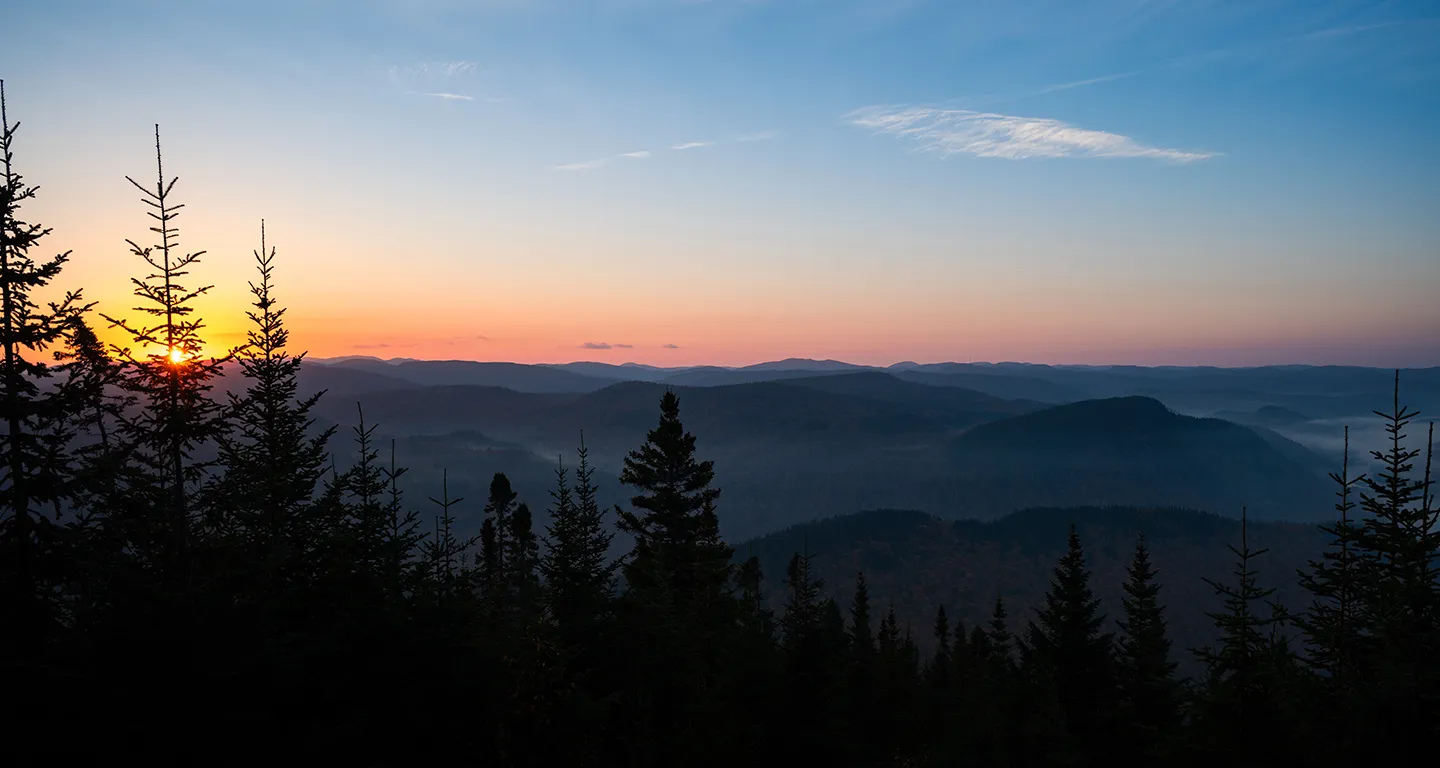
left=845, top=106, right=1216, bottom=163
left=671, top=141, right=713, bottom=150
left=422, top=92, right=475, bottom=101
left=620, top=150, right=651, bottom=158
left=554, top=158, right=610, bottom=171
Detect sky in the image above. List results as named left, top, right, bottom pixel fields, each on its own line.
left=3, top=0, right=1438, bottom=367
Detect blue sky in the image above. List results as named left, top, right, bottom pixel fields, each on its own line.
left=4, top=0, right=1438, bottom=366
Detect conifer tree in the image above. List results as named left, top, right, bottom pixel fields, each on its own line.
left=613, top=392, right=735, bottom=767
left=507, top=501, right=542, bottom=620
left=617, top=391, right=733, bottom=604
left=1026, top=525, right=1116, bottom=763
left=849, top=571, right=875, bottom=673
left=421, top=469, right=468, bottom=609
left=216, top=222, right=334, bottom=597
left=928, top=605, right=951, bottom=690
left=1347, top=373, right=1439, bottom=753
left=1296, top=426, right=1367, bottom=701
left=542, top=438, right=615, bottom=647
left=1115, top=534, right=1180, bottom=761
left=102, top=125, right=235, bottom=570
left=0, top=80, right=88, bottom=645
left=1192, top=508, right=1298, bottom=761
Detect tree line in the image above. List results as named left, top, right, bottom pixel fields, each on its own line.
left=2, top=82, right=1438, bottom=766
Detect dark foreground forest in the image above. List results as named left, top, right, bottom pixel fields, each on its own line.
left=2, top=83, right=1439, bottom=766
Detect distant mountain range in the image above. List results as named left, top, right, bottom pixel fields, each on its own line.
left=287, top=361, right=1357, bottom=539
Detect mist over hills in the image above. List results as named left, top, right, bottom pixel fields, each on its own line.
left=280, top=356, right=1401, bottom=539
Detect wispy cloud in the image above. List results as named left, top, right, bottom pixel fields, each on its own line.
left=389, top=60, right=480, bottom=84
left=845, top=106, right=1216, bottom=163
left=614, top=343, right=634, bottom=349
left=662, top=343, right=680, bottom=349
left=1026, top=72, right=1136, bottom=97
left=620, top=150, right=651, bottom=159
left=671, top=141, right=713, bottom=150
left=580, top=341, right=632, bottom=350
left=554, top=158, right=610, bottom=171
left=421, top=92, right=474, bottom=101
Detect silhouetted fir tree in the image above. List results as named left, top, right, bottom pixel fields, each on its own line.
left=1115, top=534, right=1180, bottom=762
left=929, top=604, right=952, bottom=690
left=1026, top=525, right=1116, bottom=765
left=216, top=222, right=335, bottom=617
left=1347, top=373, right=1439, bottom=755
left=101, top=126, right=236, bottom=591
left=613, top=391, right=736, bottom=768
left=1191, top=507, right=1300, bottom=763
left=542, top=439, right=615, bottom=651
left=481, top=472, right=519, bottom=616
left=730, top=553, right=779, bottom=762
left=0, top=80, right=88, bottom=656
left=421, top=469, right=469, bottom=610
left=506, top=501, right=542, bottom=619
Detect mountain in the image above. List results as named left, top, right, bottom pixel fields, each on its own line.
left=943, top=396, right=1331, bottom=521
left=739, top=505, right=1330, bottom=670
left=540, top=361, right=677, bottom=382
left=739, top=358, right=869, bottom=372
left=889, top=368, right=1084, bottom=403
left=312, top=359, right=614, bottom=393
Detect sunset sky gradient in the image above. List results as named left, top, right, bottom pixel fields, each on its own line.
left=4, top=0, right=1438, bottom=367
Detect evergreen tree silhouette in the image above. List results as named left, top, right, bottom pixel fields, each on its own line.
left=0, top=79, right=88, bottom=651
left=542, top=437, right=615, bottom=652
left=613, top=391, right=736, bottom=767
left=216, top=222, right=335, bottom=610
left=1115, top=534, right=1180, bottom=762
left=101, top=125, right=236, bottom=578
left=1025, top=524, right=1116, bottom=765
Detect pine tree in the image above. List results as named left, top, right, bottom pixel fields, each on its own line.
left=613, top=391, right=736, bottom=767
left=1025, top=524, right=1116, bottom=764
left=1347, top=373, right=1439, bottom=754
left=101, top=125, right=235, bottom=574
left=928, top=605, right=951, bottom=690
left=506, top=501, right=542, bottom=620
left=849, top=571, right=875, bottom=674
left=616, top=391, right=734, bottom=604
left=0, top=80, right=88, bottom=648
left=1115, top=534, right=1179, bottom=761
left=482, top=472, right=519, bottom=614
left=1192, top=507, right=1298, bottom=762
left=421, top=469, right=468, bottom=609
left=1296, top=423, right=1369, bottom=751
left=216, top=222, right=334, bottom=599
left=542, top=437, right=615, bottom=648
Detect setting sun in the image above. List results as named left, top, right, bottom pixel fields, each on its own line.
left=168, top=348, right=186, bottom=365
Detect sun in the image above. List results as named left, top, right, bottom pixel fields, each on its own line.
left=168, top=347, right=187, bottom=364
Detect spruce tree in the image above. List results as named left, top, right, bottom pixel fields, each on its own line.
left=216, top=222, right=334, bottom=600
left=1348, top=373, right=1439, bottom=754
left=102, top=125, right=234, bottom=574
left=542, top=438, right=615, bottom=647
left=0, top=80, right=88, bottom=648
left=1025, top=524, right=1116, bottom=764
left=616, top=391, right=733, bottom=604
left=928, top=604, right=951, bottom=690
left=1115, top=534, right=1179, bottom=761
left=1192, top=508, right=1299, bottom=762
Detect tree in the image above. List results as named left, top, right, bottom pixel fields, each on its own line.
left=1025, top=524, right=1116, bottom=764
left=101, top=125, right=235, bottom=574
left=616, top=391, right=734, bottom=604
left=1347, top=373, right=1439, bottom=754
left=0, top=79, right=88, bottom=647
left=1115, top=534, right=1180, bottom=761
left=542, top=437, right=615, bottom=647
left=216, top=222, right=334, bottom=597
left=1192, top=508, right=1300, bottom=762
left=928, top=605, right=951, bottom=691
